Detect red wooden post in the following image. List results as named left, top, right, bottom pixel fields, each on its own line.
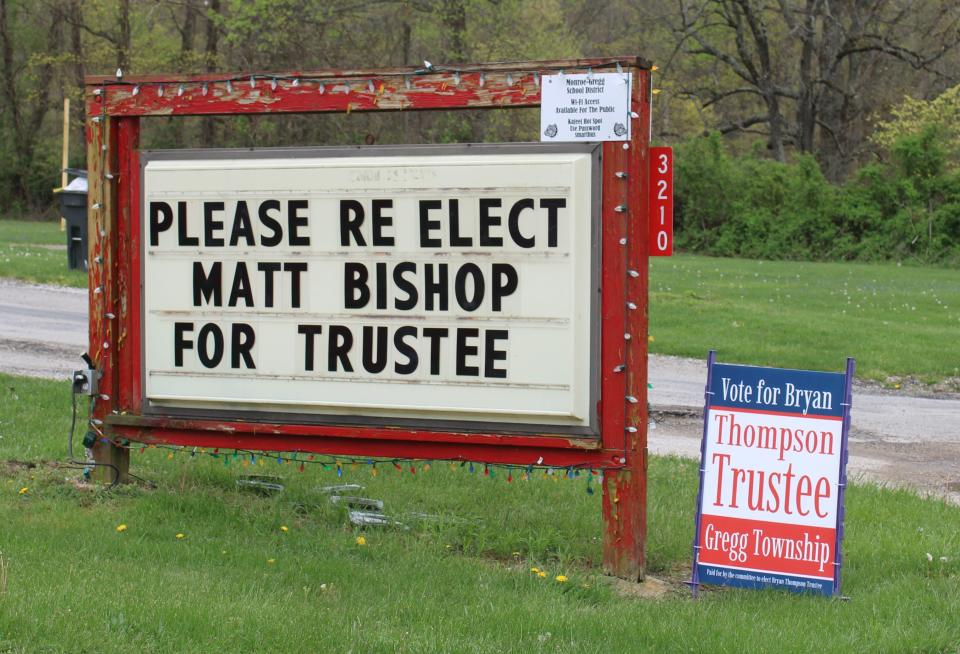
left=85, top=57, right=653, bottom=579
left=601, top=69, right=651, bottom=581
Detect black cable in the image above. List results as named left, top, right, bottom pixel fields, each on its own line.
left=66, top=386, right=120, bottom=488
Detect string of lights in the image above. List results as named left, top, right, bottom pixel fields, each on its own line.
left=95, top=439, right=605, bottom=494
left=90, top=60, right=640, bottom=99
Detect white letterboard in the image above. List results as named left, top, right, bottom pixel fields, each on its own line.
left=142, top=146, right=598, bottom=430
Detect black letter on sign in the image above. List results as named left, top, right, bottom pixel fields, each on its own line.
left=419, top=200, right=442, bottom=247
left=149, top=202, right=173, bottom=246
left=449, top=199, right=472, bottom=246
left=298, top=324, right=323, bottom=371
left=257, top=262, right=281, bottom=308
left=259, top=200, right=283, bottom=247
left=340, top=200, right=366, bottom=246
left=204, top=202, right=225, bottom=246
left=540, top=198, right=565, bottom=247
left=479, top=198, right=503, bottom=246
left=173, top=322, right=193, bottom=367
left=193, top=261, right=222, bottom=306
left=508, top=198, right=536, bottom=248
left=394, top=326, right=418, bottom=374
left=491, top=264, right=518, bottom=312
left=422, top=327, right=449, bottom=375
left=424, top=264, right=448, bottom=311
left=456, top=328, right=480, bottom=376
left=232, top=323, right=256, bottom=369
left=328, top=325, right=354, bottom=372
left=284, top=262, right=307, bottom=308
left=197, top=323, right=224, bottom=368
left=484, top=330, right=508, bottom=378
left=455, top=263, right=484, bottom=312
left=371, top=199, right=395, bottom=246
left=177, top=201, right=199, bottom=246
left=288, top=200, right=310, bottom=246
left=362, top=325, right=388, bottom=374
left=230, top=201, right=255, bottom=246
left=393, top=262, right=418, bottom=311
left=344, top=263, right=370, bottom=309
left=228, top=262, right=254, bottom=307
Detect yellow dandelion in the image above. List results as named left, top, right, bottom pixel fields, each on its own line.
left=280, top=525, right=289, bottom=532
left=18, top=487, right=28, bottom=495
left=555, top=575, right=568, bottom=583
left=175, top=533, right=185, bottom=540
left=355, top=536, right=367, bottom=546
left=116, top=524, right=127, bottom=532
left=530, top=567, right=541, bottom=574
left=648, top=335, right=655, bottom=342
left=538, top=571, right=547, bottom=578
left=267, top=558, right=276, bottom=564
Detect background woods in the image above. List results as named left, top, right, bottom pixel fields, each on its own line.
left=1, top=0, right=958, bottom=262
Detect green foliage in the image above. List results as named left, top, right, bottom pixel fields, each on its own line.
left=873, top=85, right=960, bottom=167
left=675, top=131, right=960, bottom=265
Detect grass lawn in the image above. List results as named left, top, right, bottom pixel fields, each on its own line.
left=0, top=374, right=958, bottom=653
left=0, top=220, right=85, bottom=288
left=650, top=255, right=960, bottom=385
left=0, top=220, right=66, bottom=246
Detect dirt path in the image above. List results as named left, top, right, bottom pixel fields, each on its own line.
left=1, top=278, right=958, bottom=502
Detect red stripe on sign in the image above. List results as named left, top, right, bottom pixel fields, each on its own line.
left=648, top=146, right=673, bottom=256
left=709, top=405, right=844, bottom=421
left=697, top=514, right=835, bottom=579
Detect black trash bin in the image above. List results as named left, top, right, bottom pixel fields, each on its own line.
left=60, top=171, right=88, bottom=271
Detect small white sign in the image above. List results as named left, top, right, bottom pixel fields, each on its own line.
left=540, top=73, right=631, bottom=142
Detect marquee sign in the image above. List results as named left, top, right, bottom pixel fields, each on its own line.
left=692, top=354, right=854, bottom=595
left=84, top=57, right=654, bottom=580
left=142, top=145, right=599, bottom=432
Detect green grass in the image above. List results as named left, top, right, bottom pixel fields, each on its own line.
left=650, top=255, right=960, bottom=384
left=0, top=220, right=66, bottom=246
left=0, top=220, right=85, bottom=288
left=1, top=374, right=958, bottom=653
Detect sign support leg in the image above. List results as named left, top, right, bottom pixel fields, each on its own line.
left=602, top=432, right=647, bottom=581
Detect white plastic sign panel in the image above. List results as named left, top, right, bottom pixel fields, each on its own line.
left=540, top=73, right=631, bottom=142
left=142, top=147, right=598, bottom=431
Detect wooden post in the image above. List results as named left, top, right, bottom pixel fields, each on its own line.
left=601, top=67, right=651, bottom=581
left=61, top=98, right=70, bottom=189
left=86, top=90, right=130, bottom=485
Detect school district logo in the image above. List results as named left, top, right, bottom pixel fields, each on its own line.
left=613, top=122, right=627, bottom=137
left=543, top=124, right=558, bottom=138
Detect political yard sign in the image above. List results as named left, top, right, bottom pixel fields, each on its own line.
left=692, top=354, right=855, bottom=596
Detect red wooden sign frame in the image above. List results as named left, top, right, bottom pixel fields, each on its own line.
left=85, top=57, right=653, bottom=579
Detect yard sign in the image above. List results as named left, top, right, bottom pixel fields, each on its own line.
left=85, top=57, right=656, bottom=580
left=692, top=352, right=854, bottom=595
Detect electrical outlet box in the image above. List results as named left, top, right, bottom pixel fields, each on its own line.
left=72, top=369, right=97, bottom=396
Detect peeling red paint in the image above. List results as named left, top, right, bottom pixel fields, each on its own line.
left=87, top=57, right=652, bottom=579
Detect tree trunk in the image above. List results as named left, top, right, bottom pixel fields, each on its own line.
left=200, top=0, right=220, bottom=147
